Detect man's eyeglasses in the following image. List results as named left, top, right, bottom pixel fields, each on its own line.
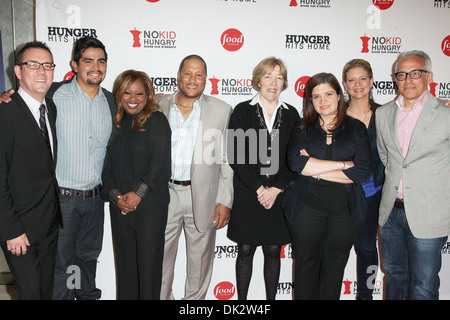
left=394, top=69, right=428, bottom=81
left=17, top=61, right=56, bottom=71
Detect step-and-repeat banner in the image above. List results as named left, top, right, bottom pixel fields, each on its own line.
left=35, top=0, right=450, bottom=300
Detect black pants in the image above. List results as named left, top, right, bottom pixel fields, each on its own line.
left=289, top=204, right=361, bottom=300
left=110, top=206, right=167, bottom=300
left=1, top=226, right=58, bottom=300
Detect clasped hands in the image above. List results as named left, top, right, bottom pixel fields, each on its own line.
left=117, top=191, right=141, bottom=215
left=257, top=185, right=282, bottom=210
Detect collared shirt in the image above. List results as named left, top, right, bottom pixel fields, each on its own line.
left=395, top=90, right=429, bottom=198
left=249, top=93, right=289, bottom=133
left=18, top=87, right=55, bottom=156
left=52, top=76, right=112, bottom=190
left=169, top=92, right=202, bottom=181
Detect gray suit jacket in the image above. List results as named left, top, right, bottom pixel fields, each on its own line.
left=376, top=93, right=450, bottom=238
left=155, top=93, right=234, bottom=232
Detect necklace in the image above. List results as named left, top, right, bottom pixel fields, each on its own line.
left=175, top=97, right=193, bottom=109
left=177, top=103, right=193, bottom=109
left=256, top=104, right=282, bottom=141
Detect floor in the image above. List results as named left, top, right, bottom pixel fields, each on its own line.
left=0, top=251, right=17, bottom=300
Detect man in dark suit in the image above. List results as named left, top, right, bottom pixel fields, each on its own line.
left=0, top=41, right=61, bottom=299
left=0, top=37, right=116, bottom=300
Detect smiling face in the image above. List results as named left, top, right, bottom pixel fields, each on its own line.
left=258, top=65, right=284, bottom=106
left=395, top=55, right=433, bottom=108
left=120, top=79, right=147, bottom=115
left=343, top=66, right=373, bottom=101
left=14, top=47, right=54, bottom=102
left=71, top=47, right=107, bottom=91
left=177, top=58, right=207, bottom=102
left=311, top=83, right=340, bottom=122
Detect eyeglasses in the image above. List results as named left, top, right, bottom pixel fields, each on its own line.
left=17, top=61, right=56, bottom=71
left=394, top=69, right=428, bottom=81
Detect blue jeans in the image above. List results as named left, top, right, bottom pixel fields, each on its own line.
left=53, top=194, right=104, bottom=300
left=380, top=207, right=447, bottom=300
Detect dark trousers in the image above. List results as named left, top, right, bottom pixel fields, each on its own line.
left=1, top=226, right=58, bottom=300
left=110, top=205, right=167, bottom=300
left=289, top=203, right=361, bottom=300
left=354, top=190, right=381, bottom=299
left=53, top=194, right=104, bottom=300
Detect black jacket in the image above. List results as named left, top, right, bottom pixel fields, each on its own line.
left=0, top=92, right=61, bottom=243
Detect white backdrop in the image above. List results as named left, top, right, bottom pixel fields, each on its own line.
left=35, top=0, right=450, bottom=300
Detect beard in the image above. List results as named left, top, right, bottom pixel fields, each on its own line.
left=86, top=71, right=105, bottom=86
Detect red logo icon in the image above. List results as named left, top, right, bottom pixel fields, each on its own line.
left=430, top=82, right=438, bottom=97
left=221, top=29, right=244, bottom=52
left=214, top=281, right=235, bottom=300
left=342, top=279, right=352, bottom=295
left=373, top=0, right=394, bottom=10
left=146, top=0, right=160, bottom=2
left=360, top=34, right=371, bottom=53
left=295, top=76, right=311, bottom=98
left=130, top=28, right=142, bottom=47
left=442, top=35, right=450, bottom=57
left=63, top=71, right=75, bottom=80
left=209, top=76, right=220, bottom=95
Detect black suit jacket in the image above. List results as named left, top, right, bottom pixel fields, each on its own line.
left=0, top=92, right=61, bottom=244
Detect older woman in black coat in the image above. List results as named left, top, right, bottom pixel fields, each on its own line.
left=227, top=57, right=300, bottom=300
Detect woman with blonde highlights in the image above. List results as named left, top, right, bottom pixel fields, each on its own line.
left=102, top=70, right=171, bottom=299
left=342, top=59, right=383, bottom=300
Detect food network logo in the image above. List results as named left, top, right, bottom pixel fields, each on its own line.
left=130, top=27, right=177, bottom=49
left=372, top=0, right=394, bottom=10
left=214, top=281, right=236, bottom=300
left=442, top=35, right=450, bottom=56
left=221, top=28, right=244, bottom=52
left=360, top=34, right=402, bottom=54
left=295, top=76, right=311, bottom=98
left=208, top=76, right=253, bottom=96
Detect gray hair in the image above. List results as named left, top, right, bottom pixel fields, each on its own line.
left=394, top=50, right=432, bottom=72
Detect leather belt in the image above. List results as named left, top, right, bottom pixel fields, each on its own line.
left=170, top=179, right=191, bottom=186
left=60, top=185, right=101, bottom=200
left=394, top=198, right=404, bottom=210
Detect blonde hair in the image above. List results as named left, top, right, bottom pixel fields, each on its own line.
left=252, top=57, right=288, bottom=91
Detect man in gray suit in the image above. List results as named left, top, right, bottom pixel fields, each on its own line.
left=155, top=55, right=233, bottom=300
left=376, top=50, right=450, bottom=300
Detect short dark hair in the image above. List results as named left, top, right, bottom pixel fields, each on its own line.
left=177, top=54, right=207, bottom=75
left=16, top=41, right=53, bottom=65
left=72, top=36, right=107, bottom=65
